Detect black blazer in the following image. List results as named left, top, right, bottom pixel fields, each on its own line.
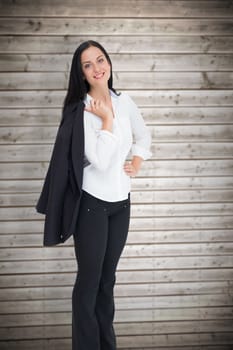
left=35, top=100, right=85, bottom=246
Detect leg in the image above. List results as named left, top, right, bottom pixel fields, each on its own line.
left=96, top=199, right=131, bottom=350
left=72, top=192, right=109, bottom=350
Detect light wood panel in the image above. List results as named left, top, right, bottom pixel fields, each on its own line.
left=1, top=90, right=233, bottom=108
left=0, top=306, right=233, bottom=325
left=1, top=35, right=233, bottom=54
left=1, top=71, right=233, bottom=90
left=0, top=176, right=233, bottom=193
left=1, top=53, right=233, bottom=72
left=1, top=281, right=233, bottom=300
left=0, top=0, right=233, bottom=349
left=1, top=0, right=233, bottom=18
left=1, top=216, right=233, bottom=235
left=1, top=254, right=233, bottom=274
left=0, top=268, right=233, bottom=285
left=1, top=18, right=233, bottom=36
left=1, top=295, right=233, bottom=315
left=1, top=125, right=233, bottom=144
left=1, top=107, right=233, bottom=125
left=1, top=160, right=233, bottom=179
left=1, top=243, right=233, bottom=260
left=1, top=320, right=233, bottom=340
left=0, top=338, right=233, bottom=350
left=2, top=189, right=233, bottom=205
left=1, top=230, right=233, bottom=247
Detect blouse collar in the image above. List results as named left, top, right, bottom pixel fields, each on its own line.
left=84, top=89, right=118, bottom=104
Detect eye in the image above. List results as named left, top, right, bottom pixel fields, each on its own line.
left=98, top=58, right=104, bottom=63
left=84, top=63, right=91, bottom=69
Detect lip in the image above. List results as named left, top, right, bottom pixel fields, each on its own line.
left=94, top=72, right=104, bottom=79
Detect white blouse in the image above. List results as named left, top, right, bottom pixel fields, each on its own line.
left=82, top=89, right=152, bottom=202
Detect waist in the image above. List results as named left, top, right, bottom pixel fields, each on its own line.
left=82, top=165, right=131, bottom=201
left=81, top=190, right=130, bottom=205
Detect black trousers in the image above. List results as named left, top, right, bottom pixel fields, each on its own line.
left=72, top=190, right=131, bottom=350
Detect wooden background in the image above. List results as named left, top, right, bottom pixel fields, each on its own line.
left=0, top=0, right=233, bottom=349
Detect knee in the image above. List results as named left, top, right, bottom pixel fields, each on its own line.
left=99, top=275, right=116, bottom=290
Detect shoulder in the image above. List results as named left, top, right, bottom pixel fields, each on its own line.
left=63, top=100, right=84, bottom=118
left=118, top=92, right=139, bottom=114
left=118, top=91, right=136, bottom=106
left=55, top=101, right=83, bottom=141
left=60, top=100, right=84, bottom=125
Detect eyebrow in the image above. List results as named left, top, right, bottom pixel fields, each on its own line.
left=81, top=55, right=104, bottom=65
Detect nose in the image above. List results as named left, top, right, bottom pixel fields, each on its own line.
left=93, top=63, right=101, bottom=73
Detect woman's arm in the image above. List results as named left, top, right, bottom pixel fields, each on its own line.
left=124, top=94, right=152, bottom=176
left=84, top=100, right=118, bottom=171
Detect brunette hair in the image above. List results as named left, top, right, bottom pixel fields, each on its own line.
left=62, top=40, right=120, bottom=112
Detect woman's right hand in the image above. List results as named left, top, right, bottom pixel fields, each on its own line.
left=84, top=99, right=114, bottom=121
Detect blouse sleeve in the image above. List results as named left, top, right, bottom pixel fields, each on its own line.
left=83, top=112, right=119, bottom=171
left=127, top=94, right=152, bottom=160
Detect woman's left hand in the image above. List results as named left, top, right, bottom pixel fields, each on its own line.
left=123, top=161, right=139, bottom=177
left=124, top=156, right=143, bottom=177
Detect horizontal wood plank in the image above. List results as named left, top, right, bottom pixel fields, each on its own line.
left=1, top=243, right=233, bottom=261
left=0, top=307, right=233, bottom=325
left=0, top=336, right=233, bottom=349
left=1, top=295, right=233, bottom=315
left=1, top=71, right=233, bottom=90
left=1, top=18, right=233, bottom=35
left=0, top=268, right=233, bottom=287
left=0, top=320, right=233, bottom=340
left=1, top=229, right=233, bottom=247
left=1, top=204, right=233, bottom=221
left=1, top=35, right=233, bottom=54
left=1, top=176, right=233, bottom=193
left=1, top=280, right=233, bottom=300
left=1, top=255, right=233, bottom=274
left=1, top=53, right=233, bottom=72
left=0, top=0, right=233, bottom=18
left=1, top=189, right=233, bottom=205
left=0, top=107, right=233, bottom=126
left=1, top=215, right=232, bottom=233
left=1, top=90, right=233, bottom=108
left=1, top=160, right=233, bottom=179
left=1, top=126, right=233, bottom=145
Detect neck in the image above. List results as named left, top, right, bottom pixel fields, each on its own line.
left=88, top=85, right=111, bottom=101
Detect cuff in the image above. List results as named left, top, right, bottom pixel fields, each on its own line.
left=131, top=144, right=152, bottom=160
left=97, top=129, right=118, bottom=141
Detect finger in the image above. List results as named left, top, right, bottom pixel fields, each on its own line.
left=84, top=106, right=91, bottom=112
left=90, top=100, right=95, bottom=109
left=124, top=162, right=131, bottom=167
left=91, top=99, right=97, bottom=107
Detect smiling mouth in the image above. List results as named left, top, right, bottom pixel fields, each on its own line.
left=94, top=72, right=105, bottom=79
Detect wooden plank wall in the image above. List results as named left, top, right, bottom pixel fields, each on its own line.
left=0, top=0, right=233, bottom=349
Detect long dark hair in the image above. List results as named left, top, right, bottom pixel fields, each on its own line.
left=62, top=40, right=120, bottom=113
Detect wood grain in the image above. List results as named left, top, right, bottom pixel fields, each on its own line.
left=0, top=0, right=233, bottom=349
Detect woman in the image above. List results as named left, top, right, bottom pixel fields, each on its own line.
left=35, top=39, right=150, bottom=350
left=68, top=40, right=152, bottom=350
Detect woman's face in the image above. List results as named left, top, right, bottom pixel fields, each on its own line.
left=81, top=46, right=111, bottom=89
